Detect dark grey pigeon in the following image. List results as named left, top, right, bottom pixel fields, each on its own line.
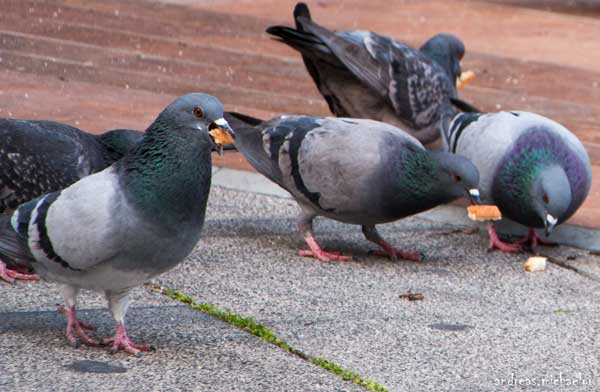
left=0, top=121, right=145, bottom=213
left=231, top=112, right=479, bottom=262
left=0, top=120, right=144, bottom=283
left=0, top=93, right=234, bottom=355
left=267, top=2, right=474, bottom=145
left=444, top=111, right=592, bottom=252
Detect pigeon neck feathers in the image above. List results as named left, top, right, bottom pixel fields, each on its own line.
left=491, top=128, right=582, bottom=226
left=118, top=113, right=213, bottom=228
left=96, top=129, right=144, bottom=165
left=384, top=148, right=476, bottom=215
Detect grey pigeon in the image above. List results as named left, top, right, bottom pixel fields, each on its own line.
left=444, top=111, right=592, bottom=251
left=267, top=2, right=474, bottom=145
left=0, top=93, right=234, bottom=355
left=0, top=120, right=144, bottom=283
left=231, top=112, right=479, bottom=261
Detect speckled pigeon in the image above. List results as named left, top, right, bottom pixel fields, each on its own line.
left=444, top=111, right=592, bottom=252
left=231, top=112, right=480, bottom=261
left=266, top=2, right=474, bottom=145
left=0, top=120, right=144, bottom=283
left=0, top=93, right=235, bottom=355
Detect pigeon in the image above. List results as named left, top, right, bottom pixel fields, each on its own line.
left=231, top=112, right=480, bottom=261
left=0, top=93, right=235, bottom=355
left=0, top=120, right=145, bottom=283
left=266, top=2, right=475, bottom=145
left=444, top=111, right=592, bottom=252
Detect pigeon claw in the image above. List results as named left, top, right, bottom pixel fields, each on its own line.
left=298, top=249, right=352, bottom=262
left=517, top=228, right=558, bottom=253
left=369, top=248, right=422, bottom=262
left=104, top=323, right=153, bottom=357
left=61, top=306, right=99, bottom=348
left=488, top=239, right=522, bottom=253
left=0, top=260, right=39, bottom=284
left=487, top=224, right=522, bottom=253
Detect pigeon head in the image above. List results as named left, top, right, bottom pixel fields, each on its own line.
left=429, top=151, right=480, bottom=203
left=151, top=93, right=235, bottom=152
left=419, top=33, right=465, bottom=81
left=121, top=93, right=235, bottom=227
left=530, top=165, right=571, bottom=235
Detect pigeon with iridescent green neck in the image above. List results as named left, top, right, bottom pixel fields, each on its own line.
left=0, top=120, right=144, bottom=283
left=0, top=93, right=234, bottom=355
left=444, top=111, right=592, bottom=252
left=231, top=112, right=480, bottom=262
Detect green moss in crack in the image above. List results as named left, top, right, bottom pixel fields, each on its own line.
left=554, top=309, right=575, bottom=315
left=310, top=357, right=388, bottom=392
left=146, top=284, right=388, bottom=392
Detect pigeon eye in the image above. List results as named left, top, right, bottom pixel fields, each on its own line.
left=193, top=107, right=204, bottom=118
left=453, top=174, right=462, bottom=182
left=543, top=193, right=549, bottom=204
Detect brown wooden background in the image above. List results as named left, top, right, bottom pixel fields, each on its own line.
left=0, top=0, right=598, bottom=227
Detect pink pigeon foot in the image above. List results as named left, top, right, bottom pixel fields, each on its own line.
left=369, top=241, right=422, bottom=262
left=58, top=306, right=95, bottom=331
left=361, top=225, right=421, bottom=261
left=487, top=224, right=522, bottom=253
left=298, top=231, right=351, bottom=262
left=60, top=305, right=99, bottom=347
left=103, top=323, right=154, bottom=357
left=298, top=249, right=352, bottom=261
left=518, top=228, right=557, bottom=252
left=0, top=259, right=39, bottom=284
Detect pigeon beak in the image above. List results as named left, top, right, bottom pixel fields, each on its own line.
left=456, top=70, right=475, bottom=90
left=544, top=213, right=558, bottom=237
left=467, top=188, right=481, bottom=205
left=209, top=118, right=236, bottom=156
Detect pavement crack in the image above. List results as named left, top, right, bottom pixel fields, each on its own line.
left=144, top=283, right=388, bottom=392
left=546, top=255, right=600, bottom=282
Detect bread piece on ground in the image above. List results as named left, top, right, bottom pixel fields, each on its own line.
left=525, top=256, right=547, bottom=272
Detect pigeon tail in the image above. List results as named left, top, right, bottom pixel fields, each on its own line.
left=0, top=214, right=33, bottom=271
left=294, top=2, right=312, bottom=29
left=225, top=111, right=264, bottom=128
left=450, top=97, right=480, bottom=113
left=266, top=25, right=337, bottom=66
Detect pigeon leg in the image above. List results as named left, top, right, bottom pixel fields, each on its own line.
left=0, top=259, right=39, bottom=283
left=297, top=212, right=351, bottom=262
left=61, top=286, right=99, bottom=347
left=518, top=228, right=557, bottom=252
left=57, top=306, right=95, bottom=331
left=487, top=224, right=522, bottom=253
left=362, top=225, right=421, bottom=261
left=104, top=291, right=153, bottom=356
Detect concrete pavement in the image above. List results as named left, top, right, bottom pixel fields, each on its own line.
left=2, top=168, right=600, bottom=391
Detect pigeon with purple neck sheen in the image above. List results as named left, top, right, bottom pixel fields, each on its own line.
left=266, top=2, right=476, bottom=145
left=444, top=111, right=592, bottom=252
left=0, top=93, right=234, bottom=355
left=0, top=120, right=144, bottom=283
left=230, top=112, right=480, bottom=262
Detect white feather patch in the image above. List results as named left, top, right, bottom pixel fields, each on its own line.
left=27, top=196, right=50, bottom=262
left=44, top=167, right=124, bottom=270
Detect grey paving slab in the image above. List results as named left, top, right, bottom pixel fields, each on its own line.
left=155, top=185, right=600, bottom=392
left=3, top=182, right=600, bottom=392
left=0, top=281, right=362, bottom=392
left=212, top=167, right=292, bottom=199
